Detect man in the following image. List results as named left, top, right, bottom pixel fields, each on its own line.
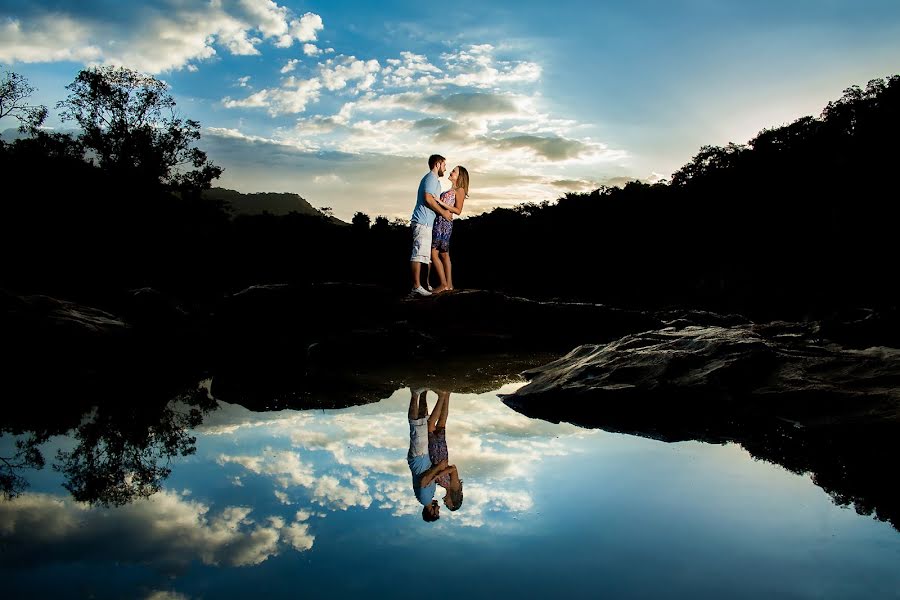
left=410, top=154, right=454, bottom=297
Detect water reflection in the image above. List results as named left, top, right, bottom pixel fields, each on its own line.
left=2, top=379, right=900, bottom=598
left=205, top=383, right=569, bottom=527
left=407, top=388, right=464, bottom=522
left=1, top=386, right=215, bottom=505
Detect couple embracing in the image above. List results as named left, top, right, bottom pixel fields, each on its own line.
left=407, top=387, right=463, bottom=522
left=409, top=154, right=469, bottom=297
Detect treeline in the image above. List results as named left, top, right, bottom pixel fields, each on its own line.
left=452, top=75, right=900, bottom=316
left=1, top=67, right=898, bottom=317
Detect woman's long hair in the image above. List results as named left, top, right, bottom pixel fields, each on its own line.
left=456, top=166, right=470, bottom=198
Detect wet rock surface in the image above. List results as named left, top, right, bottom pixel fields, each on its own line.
left=505, top=322, right=900, bottom=426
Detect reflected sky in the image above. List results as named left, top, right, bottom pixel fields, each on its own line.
left=2, top=382, right=899, bottom=599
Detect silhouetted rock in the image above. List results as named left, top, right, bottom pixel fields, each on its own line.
left=119, top=287, right=192, bottom=330
left=209, top=284, right=663, bottom=370
left=815, top=306, right=900, bottom=349
left=2, top=289, right=129, bottom=369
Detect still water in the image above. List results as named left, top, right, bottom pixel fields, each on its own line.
left=2, top=382, right=899, bottom=599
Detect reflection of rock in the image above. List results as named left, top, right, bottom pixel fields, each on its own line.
left=503, top=322, right=900, bottom=529
left=209, top=352, right=555, bottom=411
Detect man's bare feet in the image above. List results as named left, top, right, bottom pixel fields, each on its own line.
left=432, top=285, right=449, bottom=294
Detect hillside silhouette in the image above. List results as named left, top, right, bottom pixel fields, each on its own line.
left=204, top=187, right=344, bottom=222
left=1, top=68, right=898, bottom=318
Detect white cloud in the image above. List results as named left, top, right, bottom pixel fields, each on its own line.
left=0, top=16, right=104, bottom=64
left=313, top=173, right=347, bottom=185
left=283, top=521, right=314, bottom=551
left=286, top=12, right=324, bottom=44
left=223, top=76, right=322, bottom=115
left=237, top=75, right=252, bottom=87
left=312, top=475, right=372, bottom=510
left=0, top=490, right=310, bottom=569
left=217, top=449, right=317, bottom=488
left=0, top=4, right=325, bottom=73
left=383, top=51, right=443, bottom=87
left=320, top=57, right=381, bottom=93
left=303, top=43, right=322, bottom=57
left=234, top=0, right=290, bottom=39
left=281, top=58, right=299, bottom=73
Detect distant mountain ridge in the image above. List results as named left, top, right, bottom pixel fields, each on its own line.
left=204, top=187, right=345, bottom=223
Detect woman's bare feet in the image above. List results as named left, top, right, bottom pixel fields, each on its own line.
left=432, top=285, right=449, bottom=294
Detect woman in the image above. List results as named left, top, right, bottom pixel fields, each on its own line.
left=425, top=390, right=463, bottom=512
left=429, top=166, right=468, bottom=293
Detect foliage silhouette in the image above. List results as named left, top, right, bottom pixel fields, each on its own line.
left=0, top=385, right=215, bottom=505
left=56, top=66, right=222, bottom=198
left=0, top=69, right=48, bottom=133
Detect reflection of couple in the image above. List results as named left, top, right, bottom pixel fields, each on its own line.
left=407, top=388, right=464, bottom=522
left=410, top=154, right=469, bottom=297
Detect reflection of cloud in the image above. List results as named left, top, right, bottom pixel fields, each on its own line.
left=450, top=483, right=535, bottom=528
left=372, top=477, right=422, bottom=517
left=312, top=476, right=372, bottom=510
left=202, top=384, right=596, bottom=528
left=217, top=447, right=373, bottom=511
left=283, top=521, right=314, bottom=551
left=146, top=591, right=190, bottom=600
left=217, top=449, right=316, bottom=488
left=0, top=490, right=312, bottom=569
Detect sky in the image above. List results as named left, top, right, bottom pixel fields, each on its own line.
left=1, top=0, right=899, bottom=220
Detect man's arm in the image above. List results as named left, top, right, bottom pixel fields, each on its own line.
left=420, top=459, right=449, bottom=487
left=433, top=464, right=456, bottom=482
left=424, top=193, right=453, bottom=220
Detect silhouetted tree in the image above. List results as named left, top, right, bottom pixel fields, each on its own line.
left=351, top=211, right=371, bottom=232
left=0, top=69, right=48, bottom=133
left=57, top=66, right=222, bottom=197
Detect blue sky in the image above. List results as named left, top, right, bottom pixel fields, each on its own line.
left=2, top=1, right=899, bottom=220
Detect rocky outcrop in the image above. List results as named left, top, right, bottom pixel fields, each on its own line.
left=504, top=323, right=900, bottom=430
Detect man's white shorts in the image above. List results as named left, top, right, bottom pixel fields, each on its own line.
left=408, top=417, right=429, bottom=458
left=410, top=222, right=432, bottom=264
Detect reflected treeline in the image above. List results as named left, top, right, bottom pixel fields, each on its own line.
left=0, top=385, right=216, bottom=505
left=2, top=71, right=898, bottom=317
left=502, top=398, right=900, bottom=531
left=741, top=422, right=899, bottom=531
